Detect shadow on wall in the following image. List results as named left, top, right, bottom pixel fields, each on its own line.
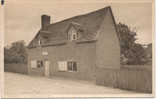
left=4, top=63, right=28, bottom=74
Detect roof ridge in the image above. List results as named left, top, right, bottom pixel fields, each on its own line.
left=28, top=6, right=112, bottom=48
left=46, top=6, right=111, bottom=28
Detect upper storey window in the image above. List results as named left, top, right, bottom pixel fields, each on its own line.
left=71, top=32, right=77, bottom=41
left=68, top=26, right=78, bottom=41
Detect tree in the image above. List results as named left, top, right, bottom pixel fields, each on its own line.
left=116, top=22, right=147, bottom=65
left=4, top=40, right=28, bottom=64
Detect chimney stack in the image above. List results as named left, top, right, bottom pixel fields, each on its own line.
left=41, top=15, right=50, bottom=30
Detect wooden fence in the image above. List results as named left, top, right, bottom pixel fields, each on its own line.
left=96, top=65, right=152, bottom=93
left=4, top=63, right=152, bottom=93
left=4, top=63, right=28, bottom=74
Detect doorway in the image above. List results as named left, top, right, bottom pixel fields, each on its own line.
left=44, top=60, right=50, bottom=77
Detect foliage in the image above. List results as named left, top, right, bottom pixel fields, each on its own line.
left=4, top=40, right=27, bottom=64
left=116, top=22, right=148, bottom=65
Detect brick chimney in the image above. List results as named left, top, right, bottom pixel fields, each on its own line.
left=41, top=15, right=50, bottom=30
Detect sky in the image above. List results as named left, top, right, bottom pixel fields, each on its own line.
left=4, top=0, right=153, bottom=46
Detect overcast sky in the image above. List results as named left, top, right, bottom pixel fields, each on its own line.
left=5, top=0, right=153, bottom=46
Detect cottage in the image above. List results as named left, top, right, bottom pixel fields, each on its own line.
left=27, top=6, right=120, bottom=81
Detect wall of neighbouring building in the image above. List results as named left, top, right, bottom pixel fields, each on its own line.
left=96, top=65, right=152, bottom=93
left=4, top=63, right=28, bottom=74
left=27, top=41, right=96, bottom=81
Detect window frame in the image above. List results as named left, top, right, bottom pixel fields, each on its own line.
left=68, top=26, right=78, bottom=41
left=58, top=61, right=68, bottom=72
left=37, top=60, right=43, bottom=68
left=67, top=61, right=77, bottom=72
left=31, top=60, right=43, bottom=69
left=31, top=60, right=37, bottom=69
left=72, top=33, right=78, bottom=40
left=58, top=61, right=78, bottom=72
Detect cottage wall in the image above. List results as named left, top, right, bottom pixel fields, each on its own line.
left=27, top=47, right=45, bottom=76
left=95, top=8, right=121, bottom=87
left=96, top=9, right=120, bottom=69
left=28, top=41, right=96, bottom=81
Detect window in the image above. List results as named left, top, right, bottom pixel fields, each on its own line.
left=58, top=61, right=67, bottom=71
left=72, top=33, right=77, bottom=40
left=68, top=27, right=78, bottom=41
left=37, top=60, right=43, bottom=68
left=58, top=61, right=77, bottom=72
left=31, top=60, right=37, bottom=68
left=67, top=61, right=77, bottom=71
left=31, top=60, right=43, bottom=69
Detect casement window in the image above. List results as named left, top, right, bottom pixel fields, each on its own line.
left=58, top=61, right=77, bottom=72
left=67, top=61, right=77, bottom=71
left=68, top=27, right=78, bottom=41
left=31, top=60, right=37, bottom=68
left=58, top=61, right=68, bottom=71
left=71, top=32, right=78, bottom=41
left=31, top=60, right=43, bottom=68
left=37, top=60, right=43, bottom=68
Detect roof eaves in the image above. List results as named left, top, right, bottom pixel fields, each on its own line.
left=76, top=39, right=97, bottom=44
left=27, top=30, right=41, bottom=48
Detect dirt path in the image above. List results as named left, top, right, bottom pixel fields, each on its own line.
left=4, top=72, right=148, bottom=98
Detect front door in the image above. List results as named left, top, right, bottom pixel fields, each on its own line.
left=45, top=61, right=50, bottom=77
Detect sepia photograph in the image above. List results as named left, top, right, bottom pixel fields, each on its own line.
left=1, top=0, right=155, bottom=98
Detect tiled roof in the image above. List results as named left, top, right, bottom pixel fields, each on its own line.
left=28, top=6, right=113, bottom=48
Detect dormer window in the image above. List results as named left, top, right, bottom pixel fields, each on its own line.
left=71, top=32, right=78, bottom=41
left=68, top=26, right=78, bottom=41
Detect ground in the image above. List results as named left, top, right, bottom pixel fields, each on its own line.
left=4, top=72, right=149, bottom=98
